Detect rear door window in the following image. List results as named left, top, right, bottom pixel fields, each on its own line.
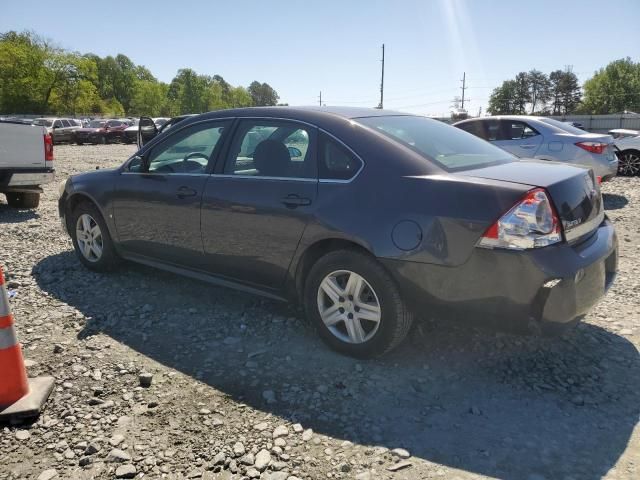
left=224, top=120, right=316, bottom=179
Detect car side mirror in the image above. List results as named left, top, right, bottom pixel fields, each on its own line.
left=126, top=155, right=145, bottom=173
left=138, top=116, right=158, bottom=149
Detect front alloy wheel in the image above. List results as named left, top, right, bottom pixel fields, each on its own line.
left=318, top=270, right=381, bottom=344
left=75, top=213, right=103, bottom=262
left=618, top=151, right=640, bottom=176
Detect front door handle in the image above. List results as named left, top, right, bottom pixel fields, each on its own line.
left=281, top=194, right=312, bottom=208
left=519, top=144, right=537, bottom=149
left=177, top=186, right=197, bottom=199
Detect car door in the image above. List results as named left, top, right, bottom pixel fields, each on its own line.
left=112, top=119, right=232, bottom=268
left=492, top=120, right=543, bottom=157
left=52, top=119, right=65, bottom=143
left=201, top=118, right=318, bottom=289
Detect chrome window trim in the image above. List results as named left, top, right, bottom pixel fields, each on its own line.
left=121, top=172, right=211, bottom=177
left=211, top=173, right=317, bottom=183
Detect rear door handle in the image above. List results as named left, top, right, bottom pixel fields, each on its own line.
left=519, top=144, right=537, bottom=149
left=281, top=194, right=312, bottom=208
left=176, top=186, right=197, bottom=199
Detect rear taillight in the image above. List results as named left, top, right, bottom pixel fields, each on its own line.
left=478, top=188, right=562, bottom=250
left=44, top=133, right=54, bottom=161
left=575, top=141, right=607, bottom=154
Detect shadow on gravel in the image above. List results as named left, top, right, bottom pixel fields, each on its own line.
left=0, top=204, right=39, bottom=223
left=603, top=193, right=629, bottom=210
left=35, top=251, right=640, bottom=480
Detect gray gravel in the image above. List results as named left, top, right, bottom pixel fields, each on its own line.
left=0, top=144, right=639, bottom=479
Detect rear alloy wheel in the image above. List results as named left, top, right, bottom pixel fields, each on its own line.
left=318, top=270, right=382, bottom=344
left=70, top=202, right=119, bottom=271
left=618, top=150, right=640, bottom=176
left=305, top=249, right=413, bottom=358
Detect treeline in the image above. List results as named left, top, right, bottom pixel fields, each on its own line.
left=488, top=58, right=640, bottom=116
left=0, top=31, right=280, bottom=116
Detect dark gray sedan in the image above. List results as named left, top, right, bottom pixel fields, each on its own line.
left=58, top=107, right=618, bottom=358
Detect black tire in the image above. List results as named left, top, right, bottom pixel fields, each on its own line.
left=69, top=201, right=119, bottom=271
left=304, top=249, right=413, bottom=358
left=76, top=141, right=83, bottom=145
left=5, top=192, right=40, bottom=208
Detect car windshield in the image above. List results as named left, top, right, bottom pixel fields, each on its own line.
left=356, top=115, right=514, bottom=171
left=33, top=119, right=52, bottom=127
left=89, top=120, right=105, bottom=128
left=538, top=117, right=587, bottom=135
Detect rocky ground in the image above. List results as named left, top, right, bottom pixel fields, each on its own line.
left=0, top=144, right=639, bottom=480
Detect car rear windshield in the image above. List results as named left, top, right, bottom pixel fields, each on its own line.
left=355, top=115, right=514, bottom=171
left=33, top=119, right=52, bottom=127
left=537, top=117, right=586, bottom=135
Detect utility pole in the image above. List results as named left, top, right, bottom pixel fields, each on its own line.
left=378, top=44, right=385, bottom=109
left=460, top=72, right=467, bottom=110
left=318, top=91, right=322, bottom=106
left=478, top=106, right=482, bottom=117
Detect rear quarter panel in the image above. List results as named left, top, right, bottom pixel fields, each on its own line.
left=297, top=170, right=531, bottom=269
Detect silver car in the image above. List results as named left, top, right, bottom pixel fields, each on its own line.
left=454, top=116, right=619, bottom=181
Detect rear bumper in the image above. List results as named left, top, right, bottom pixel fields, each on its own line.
left=381, top=218, right=618, bottom=334
left=0, top=169, right=55, bottom=189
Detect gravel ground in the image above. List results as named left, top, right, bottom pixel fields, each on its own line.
left=0, top=144, right=639, bottom=480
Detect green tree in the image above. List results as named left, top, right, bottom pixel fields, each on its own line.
left=248, top=81, right=279, bottom=106
left=130, top=80, right=168, bottom=116
left=580, top=58, right=640, bottom=114
left=512, top=72, right=531, bottom=114
left=527, top=69, right=551, bottom=114
left=549, top=69, right=581, bottom=115
left=487, top=80, right=518, bottom=114
left=0, top=31, right=49, bottom=113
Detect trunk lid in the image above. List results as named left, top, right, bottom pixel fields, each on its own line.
left=457, top=159, right=603, bottom=244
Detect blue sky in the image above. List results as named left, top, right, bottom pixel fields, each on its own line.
left=1, top=0, right=638, bottom=115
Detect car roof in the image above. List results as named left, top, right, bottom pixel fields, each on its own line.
left=197, top=106, right=412, bottom=122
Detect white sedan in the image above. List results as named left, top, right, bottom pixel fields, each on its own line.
left=609, top=129, right=640, bottom=176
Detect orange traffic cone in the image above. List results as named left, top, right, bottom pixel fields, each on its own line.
left=0, top=266, right=54, bottom=423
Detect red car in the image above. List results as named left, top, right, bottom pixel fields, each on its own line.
left=73, top=119, right=130, bottom=145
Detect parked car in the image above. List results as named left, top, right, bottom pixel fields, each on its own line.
left=609, top=130, right=640, bottom=176
left=73, top=119, right=129, bottom=145
left=58, top=107, right=618, bottom=358
left=1, top=119, right=54, bottom=208
left=123, top=117, right=170, bottom=144
left=454, top=116, right=619, bottom=182
left=608, top=128, right=639, bottom=140
left=32, top=117, right=80, bottom=144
